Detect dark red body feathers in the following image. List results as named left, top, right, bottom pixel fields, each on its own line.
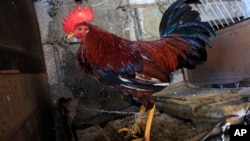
left=77, top=23, right=194, bottom=83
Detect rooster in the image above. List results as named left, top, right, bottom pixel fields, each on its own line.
left=62, top=0, right=215, bottom=140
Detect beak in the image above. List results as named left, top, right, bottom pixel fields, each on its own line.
left=67, top=33, right=75, bottom=40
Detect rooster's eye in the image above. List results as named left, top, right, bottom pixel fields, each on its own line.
left=77, top=26, right=89, bottom=34
left=78, top=27, right=82, bottom=31
left=78, top=26, right=89, bottom=32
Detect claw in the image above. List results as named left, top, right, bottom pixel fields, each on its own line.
left=118, top=104, right=156, bottom=141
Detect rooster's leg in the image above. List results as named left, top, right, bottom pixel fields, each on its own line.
left=118, top=104, right=155, bottom=141
left=143, top=104, right=155, bottom=141
left=118, top=105, right=146, bottom=139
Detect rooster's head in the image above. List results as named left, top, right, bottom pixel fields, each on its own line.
left=62, top=4, right=94, bottom=39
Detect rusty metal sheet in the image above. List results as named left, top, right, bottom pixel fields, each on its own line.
left=0, top=1, right=53, bottom=141
left=184, top=19, right=250, bottom=86
left=0, top=0, right=46, bottom=73
left=0, top=74, right=53, bottom=141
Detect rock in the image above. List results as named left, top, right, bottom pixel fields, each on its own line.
left=128, top=0, right=157, bottom=5
left=34, top=0, right=51, bottom=44
left=42, top=44, right=59, bottom=86
left=153, top=82, right=250, bottom=122
left=77, top=125, right=110, bottom=141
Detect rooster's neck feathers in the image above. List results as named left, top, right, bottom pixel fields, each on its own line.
left=82, top=24, right=142, bottom=72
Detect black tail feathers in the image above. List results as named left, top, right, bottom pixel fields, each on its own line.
left=159, top=0, right=215, bottom=45
left=159, top=0, right=215, bottom=69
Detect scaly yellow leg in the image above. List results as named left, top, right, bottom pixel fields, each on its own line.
left=118, top=105, right=146, bottom=139
left=144, top=104, right=155, bottom=141
left=118, top=104, right=155, bottom=141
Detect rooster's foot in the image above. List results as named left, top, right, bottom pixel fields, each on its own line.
left=118, top=104, right=155, bottom=141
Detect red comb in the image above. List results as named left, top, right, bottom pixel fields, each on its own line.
left=62, top=4, right=94, bottom=33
